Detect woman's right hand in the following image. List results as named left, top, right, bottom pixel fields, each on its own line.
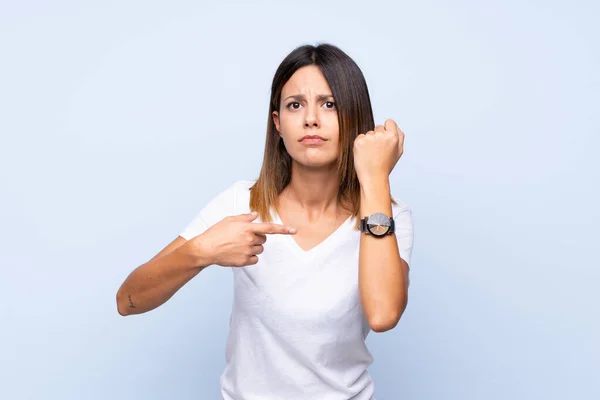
left=189, top=212, right=296, bottom=267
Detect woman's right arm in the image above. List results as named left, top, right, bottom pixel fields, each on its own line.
left=115, top=237, right=212, bottom=316
left=115, top=212, right=295, bottom=316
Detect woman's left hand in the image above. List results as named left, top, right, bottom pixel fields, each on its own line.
left=353, top=119, right=405, bottom=185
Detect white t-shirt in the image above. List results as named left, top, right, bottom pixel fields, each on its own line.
left=179, top=180, right=414, bottom=400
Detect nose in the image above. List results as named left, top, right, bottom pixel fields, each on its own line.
left=304, top=106, right=319, bottom=128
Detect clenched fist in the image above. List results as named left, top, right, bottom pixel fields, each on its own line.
left=189, top=212, right=296, bottom=267
left=353, top=119, right=405, bottom=185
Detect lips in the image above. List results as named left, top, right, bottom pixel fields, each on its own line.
left=299, top=135, right=326, bottom=142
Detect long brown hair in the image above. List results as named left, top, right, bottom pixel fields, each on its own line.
left=249, top=43, right=395, bottom=229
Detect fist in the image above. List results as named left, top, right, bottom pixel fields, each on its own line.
left=353, top=119, right=404, bottom=184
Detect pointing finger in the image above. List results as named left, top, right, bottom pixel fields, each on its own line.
left=250, top=222, right=296, bottom=235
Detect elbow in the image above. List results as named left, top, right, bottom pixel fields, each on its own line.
left=116, top=290, right=130, bottom=317
left=368, top=301, right=408, bottom=333
left=117, top=304, right=129, bottom=317
left=368, top=314, right=400, bottom=333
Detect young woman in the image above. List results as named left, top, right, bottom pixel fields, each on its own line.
left=117, top=43, right=414, bottom=400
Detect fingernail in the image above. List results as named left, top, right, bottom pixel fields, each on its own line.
left=289, top=227, right=297, bottom=234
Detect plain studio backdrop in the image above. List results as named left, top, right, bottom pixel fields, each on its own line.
left=1, top=0, right=598, bottom=399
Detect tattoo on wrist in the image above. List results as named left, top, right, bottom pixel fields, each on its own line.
left=128, top=294, right=136, bottom=308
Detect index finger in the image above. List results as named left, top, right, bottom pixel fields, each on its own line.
left=249, top=222, right=296, bottom=235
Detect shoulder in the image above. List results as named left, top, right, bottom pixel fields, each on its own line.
left=214, top=179, right=255, bottom=198
left=229, top=180, right=256, bottom=201
left=390, top=195, right=414, bottom=234
left=232, top=179, right=256, bottom=192
left=196, top=179, right=255, bottom=220
left=180, top=179, right=257, bottom=239
left=226, top=179, right=256, bottom=214
left=391, top=196, right=411, bottom=218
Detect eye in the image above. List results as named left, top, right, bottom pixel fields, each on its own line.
left=324, top=101, right=336, bottom=109
left=286, top=102, right=302, bottom=110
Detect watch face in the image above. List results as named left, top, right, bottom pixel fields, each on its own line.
left=367, top=212, right=391, bottom=236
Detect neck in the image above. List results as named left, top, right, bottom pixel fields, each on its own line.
left=280, top=161, right=343, bottom=219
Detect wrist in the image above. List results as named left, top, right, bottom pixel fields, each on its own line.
left=359, top=177, right=392, bottom=218
left=359, top=176, right=390, bottom=195
left=183, top=236, right=215, bottom=269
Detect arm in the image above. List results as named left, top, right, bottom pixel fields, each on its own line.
left=116, top=237, right=211, bottom=316
left=115, top=212, right=295, bottom=316
left=358, top=177, right=409, bottom=333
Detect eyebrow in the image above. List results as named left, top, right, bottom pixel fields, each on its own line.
left=283, top=94, right=334, bottom=102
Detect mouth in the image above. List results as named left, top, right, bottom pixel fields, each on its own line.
left=299, top=135, right=326, bottom=143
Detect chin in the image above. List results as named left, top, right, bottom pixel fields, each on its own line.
left=292, top=154, right=338, bottom=169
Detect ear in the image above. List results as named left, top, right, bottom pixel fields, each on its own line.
left=272, top=111, right=281, bottom=135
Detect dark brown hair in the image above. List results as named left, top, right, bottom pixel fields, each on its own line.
left=249, top=43, right=395, bottom=229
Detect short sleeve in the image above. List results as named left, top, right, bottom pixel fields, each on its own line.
left=393, top=204, right=414, bottom=268
left=179, top=181, right=239, bottom=240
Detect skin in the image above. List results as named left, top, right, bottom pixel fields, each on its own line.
left=354, top=119, right=408, bottom=332
left=117, top=65, right=409, bottom=330
left=273, top=65, right=409, bottom=332
left=272, top=65, right=350, bottom=251
left=273, top=65, right=341, bottom=170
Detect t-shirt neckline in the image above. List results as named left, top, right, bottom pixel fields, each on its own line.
left=271, top=210, right=356, bottom=261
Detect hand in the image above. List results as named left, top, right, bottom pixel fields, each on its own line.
left=190, top=212, right=296, bottom=267
left=353, top=119, right=405, bottom=185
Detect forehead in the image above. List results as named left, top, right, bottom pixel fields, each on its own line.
left=281, top=65, right=332, bottom=97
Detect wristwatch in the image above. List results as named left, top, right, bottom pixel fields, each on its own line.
left=359, top=212, right=395, bottom=237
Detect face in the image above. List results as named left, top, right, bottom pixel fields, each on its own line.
left=272, top=65, right=340, bottom=169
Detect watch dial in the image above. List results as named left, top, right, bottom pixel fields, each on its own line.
left=367, top=212, right=391, bottom=236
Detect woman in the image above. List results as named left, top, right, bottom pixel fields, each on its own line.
left=116, top=43, right=414, bottom=400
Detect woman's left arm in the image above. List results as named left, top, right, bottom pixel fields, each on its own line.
left=358, top=177, right=408, bottom=333
left=353, top=119, right=408, bottom=333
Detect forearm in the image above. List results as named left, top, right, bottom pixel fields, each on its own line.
left=116, top=240, right=211, bottom=316
left=358, top=177, right=408, bottom=332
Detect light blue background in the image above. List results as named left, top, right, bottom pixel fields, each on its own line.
left=1, top=0, right=598, bottom=399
